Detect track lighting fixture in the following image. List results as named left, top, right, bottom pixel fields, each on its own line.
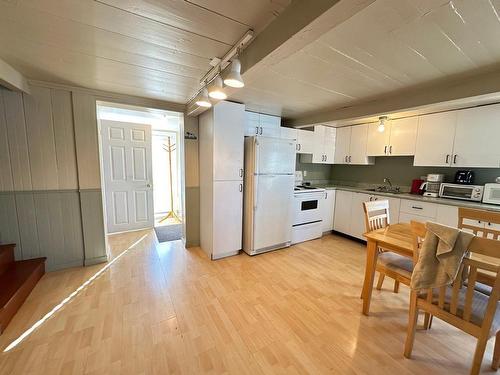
left=224, top=58, right=244, bottom=88
left=195, top=87, right=212, bottom=108
left=208, top=75, right=227, bottom=100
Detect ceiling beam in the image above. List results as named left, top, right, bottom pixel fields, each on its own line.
left=0, top=57, right=30, bottom=94
left=288, top=65, right=500, bottom=127
left=187, top=0, right=376, bottom=116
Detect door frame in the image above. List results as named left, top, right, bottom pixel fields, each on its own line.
left=96, top=101, right=186, bottom=242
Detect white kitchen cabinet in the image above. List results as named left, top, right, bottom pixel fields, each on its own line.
left=350, top=192, right=371, bottom=239
left=414, top=111, right=457, bottom=167
left=321, top=189, right=336, bottom=232
left=301, top=125, right=336, bottom=164
left=453, top=104, right=500, bottom=168
left=399, top=212, right=435, bottom=224
left=214, top=103, right=245, bottom=181
left=436, top=205, right=458, bottom=227
left=333, top=125, right=373, bottom=165
left=367, top=117, right=417, bottom=157
left=280, top=126, right=297, bottom=140
left=213, top=180, right=243, bottom=259
left=296, top=129, right=315, bottom=154
left=334, top=126, right=351, bottom=164
left=366, top=121, right=390, bottom=156
left=349, top=124, right=373, bottom=165
left=333, top=190, right=352, bottom=234
left=199, top=101, right=245, bottom=260
left=244, top=111, right=280, bottom=137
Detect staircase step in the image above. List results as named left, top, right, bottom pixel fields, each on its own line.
left=0, top=244, right=16, bottom=276
left=0, top=257, right=46, bottom=334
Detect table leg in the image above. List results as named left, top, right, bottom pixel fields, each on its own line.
left=362, top=239, right=378, bottom=315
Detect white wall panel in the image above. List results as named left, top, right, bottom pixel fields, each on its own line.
left=23, top=86, right=59, bottom=190
left=51, top=88, right=78, bottom=189
left=73, top=92, right=101, bottom=189
left=2, top=89, right=32, bottom=191
left=0, top=92, right=14, bottom=191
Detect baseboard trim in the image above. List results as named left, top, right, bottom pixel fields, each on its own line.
left=84, top=255, right=108, bottom=266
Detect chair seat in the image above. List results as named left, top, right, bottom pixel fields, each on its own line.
left=419, top=286, right=500, bottom=333
left=377, top=252, right=413, bottom=279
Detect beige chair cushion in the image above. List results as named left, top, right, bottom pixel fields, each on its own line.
left=377, top=252, right=413, bottom=279
left=419, top=286, right=500, bottom=332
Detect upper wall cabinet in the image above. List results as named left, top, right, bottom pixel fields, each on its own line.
left=367, top=117, right=418, bottom=156
left=296, top=129, right=315, bottom=154
left=280, top=126, right=297, bottom=140
left=244, top=111, right=280, bottom=137
left=334, top=124, right=374, bottom=165
left=300, top=125, right=336, bottom=164
left=414, top=104, right=500, bottom=168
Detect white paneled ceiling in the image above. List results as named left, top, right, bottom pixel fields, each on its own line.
left=233, top=0, right=500, bottom=119
left=0, top=0, right=290, bottom=103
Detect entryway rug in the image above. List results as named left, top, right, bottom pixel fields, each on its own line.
left=154, top=224, right=183, bottom=242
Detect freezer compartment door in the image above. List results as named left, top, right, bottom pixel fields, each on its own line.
left=255, top=137, right=296, bottom=175
left=253, top=174, right=294, bottom=251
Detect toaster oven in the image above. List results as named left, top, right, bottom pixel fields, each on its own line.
left=439, top=183, right=484, bottom=202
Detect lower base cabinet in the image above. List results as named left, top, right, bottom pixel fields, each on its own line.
left=333, top=190, right=462, bottom=240
left=321, top=189, right=336, bottom=232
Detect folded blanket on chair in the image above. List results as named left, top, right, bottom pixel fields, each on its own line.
left=410, top=222, right=474, bottom=290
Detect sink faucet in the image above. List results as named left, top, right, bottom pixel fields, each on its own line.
left=384, top=178, right=392, bottom=189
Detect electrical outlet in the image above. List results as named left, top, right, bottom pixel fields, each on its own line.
left=303, top=170, right=307, bottom=177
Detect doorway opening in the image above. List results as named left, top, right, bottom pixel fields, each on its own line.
left=96, top=102, right=184, bottom=243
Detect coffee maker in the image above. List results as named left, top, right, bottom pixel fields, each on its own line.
left=420, top=173, right=444, bottom=198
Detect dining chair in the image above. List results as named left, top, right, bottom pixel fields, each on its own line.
left=404, top=228, right=500, bottom=375
left=363, top=200, right=414, bottom=294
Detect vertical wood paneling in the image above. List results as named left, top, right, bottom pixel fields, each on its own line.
left=73, top=92, right=101, bottom=189
left=60, top=191, right=85, bottom=266
left=2, top=88, right=32, bottom=191
left=15, top=192, right=40, bottom=260
left=23, top=86, right=59, bottom=190
left=0, top=194, right=22, bottom=259
left=0, top=92, right=14, bottom=191
left=51, top=89, right=78, bottom=189
left=80, top=190, right=107, bottom=262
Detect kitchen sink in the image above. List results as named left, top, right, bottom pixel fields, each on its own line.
left=364, top=187, right=403, bottom=194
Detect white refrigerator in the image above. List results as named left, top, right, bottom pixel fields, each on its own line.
left=243, top=136, right=296, bottom=255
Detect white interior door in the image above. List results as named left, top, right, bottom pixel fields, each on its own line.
left=101, top=120, right=154, bottom=233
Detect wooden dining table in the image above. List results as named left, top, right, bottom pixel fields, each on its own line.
left=361, top=223, right=414, bottom=315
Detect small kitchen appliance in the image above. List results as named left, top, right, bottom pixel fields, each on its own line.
left=419, top=173, right=444, bottom=198
left=410, top=179, right=425, bottom=195
left=483, top=183, right=500, bottom=205
left=439, top=183, right=484, bottom=202
left=454, top=170, right=475, bottom=184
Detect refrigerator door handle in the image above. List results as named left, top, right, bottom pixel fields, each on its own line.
left=253, top=175, right=259, bottom=210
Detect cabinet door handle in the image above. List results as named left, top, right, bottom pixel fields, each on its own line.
left=345, top=155, right=348, bottom=163
left=259, top=127, right=263, bottom=135
left=348, top=155, right=352, bottom=163
left=298, top=144, right=301, bottom=151
left=239, top=168, right=243, bottom=177
left=389, top=145, right=392, bottom=154
left=325, top=155, right=327, bottom=162
left=325, top=192, right=328, bottom=199
left=453, top=154, right=457, bottom=164
left=369, top=196, right=373, bottom=201
left=412, top=206, right=423, bottom=210
left=239, top=183, right=243, bottom=192
left=384, top=145, right=387, bottom=155
left=255, top=126, right=259, bottom=135
left=446, top=154, right=450, bottom=164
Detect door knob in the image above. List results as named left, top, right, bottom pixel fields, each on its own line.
left=147, top=184, right=151, bottom=188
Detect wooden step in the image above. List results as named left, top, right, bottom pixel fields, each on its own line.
left=0, top=244, right=16, bottom=276
left=0, top=257, right=46, bottom=334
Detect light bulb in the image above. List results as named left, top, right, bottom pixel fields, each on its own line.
left=208, top=76, right=227, bottom=100
left=378, top=116, right=388, bottom=133
left=224, top=58, right=244, bottom=88
left=195, top=87, right=212, bottom=107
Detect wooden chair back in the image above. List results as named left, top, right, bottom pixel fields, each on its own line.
left=363, top=200, right=390, bottom=232
left=459, top=207, right=500, bottom=239
left=410, top=220, right=426, bottom=264
left=418, top=232, right=500, bottom=337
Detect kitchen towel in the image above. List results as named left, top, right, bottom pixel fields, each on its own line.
left=410, top=222, right=474, bottom=290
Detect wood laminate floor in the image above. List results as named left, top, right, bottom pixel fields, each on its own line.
left=0, top=231, right=496, bottom=374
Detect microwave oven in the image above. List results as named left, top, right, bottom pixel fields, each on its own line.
left=483, top=183, right=500, bottom=205
left=439, top=183, right=484, bottom=202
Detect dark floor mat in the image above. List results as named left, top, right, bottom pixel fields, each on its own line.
left=154, top=224, right=183, bottom=243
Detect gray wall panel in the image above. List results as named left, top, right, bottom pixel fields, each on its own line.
left=80, top=190, right=107, bottom=264
left=14, top=192, right=40, bottom=260
left=0, top=193, right=22, bottom=259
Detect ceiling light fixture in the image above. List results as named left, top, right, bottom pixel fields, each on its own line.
left=224, top=58, right=244, bottom=88
left=378, top=116, right=388, bottom=133
left=195, top=87, right=212, bottom=108
left=208, top=75, right=227, bottom=100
